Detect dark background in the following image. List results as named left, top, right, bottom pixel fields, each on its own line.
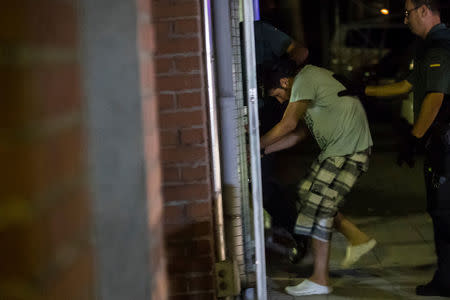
left=259, top=0, right=449, bottom=67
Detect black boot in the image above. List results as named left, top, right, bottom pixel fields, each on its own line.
left=416, top=281, right=450, bottom=297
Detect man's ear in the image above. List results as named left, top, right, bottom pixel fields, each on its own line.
left=419, top=4, right=429, bottom=17
left=280, top=77, right=289, bottom=88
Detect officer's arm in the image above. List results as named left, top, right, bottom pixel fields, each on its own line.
left=411, top=92, right=444, bottom=138
left=286, top=42, right=309, bottom=65
left=260, top=100, right=310, bottom=149
left=366, top=80, right=413, bottom=97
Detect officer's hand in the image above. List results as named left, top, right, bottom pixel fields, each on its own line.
left=333, top=74, right=366, bottom=98
left=397, top=133, right=420, bottom=168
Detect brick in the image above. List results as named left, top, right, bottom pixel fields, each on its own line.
left=0, top=185, right=91, bottom=279
left=153, top=2, right=200, bottom=19
left=0, top=64, right=82, bottom=126
left=184, top=240, right=212, bottom=257
left=0, top=126, right=86, bottom=200
left=156, top=57, right=174, bottom=74
left=164, top=205, right=185, bottom=221
left=156, top=37, right=200, bottom=55
left=163, top=184, right=209, bottom=202
left=160, top=130, right=179, bottom=146
left=174, top=19, right=199, bottom=35
left=189, top=275, right=214, bottom=292
left=169, top=278, right=189, bottom=294
left=0, top=84, right=30, bottom=129
left=0, top=223, right=39, bottom=278
left=177, top=91, right=202, bottom=109
left=33, top=64, right=82, bottom=120
left=155, top=21, right=172, bottom=38
left=174, top=56, right=201, bottom=73
left=159, top=110, right=204, bottom=129
left=0, top=126, right=85, bottom=198
left=181, top=166, right=207, bottom=181
left=43, top=187, right=92, bottom=256
left=31, top=126, right=85, bottom=195
left=181, top=128, right=204, bottom=145
left=0, top=143, right=36, bottom=198
left=44, top=247, right=95, bottom=300
left=165, top=221, right=212, bottom=241
left=185, top=202, right=212, bottom=220
left=151, top=0, right=214, bottom=296
left=167, top=256, right=213, bottom=274
left=161, top=146, right=207, bottom=164
left=156, top=73, right=202, bottom=91
left=28, top=189, right=91, bottom=275
left=0, top=1, right=78, bottom=47
left=163, top=167, right=180, bottom=182
left=167, top=243, right=187, bottom=258
left=170, top=293, right=215, bottom=300
left=158, top=93, right=176, bottom=111
left=166, top=239, right=212, bottom=258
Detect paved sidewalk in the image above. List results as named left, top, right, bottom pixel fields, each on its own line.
left=267, top=213, right=441, bottom=299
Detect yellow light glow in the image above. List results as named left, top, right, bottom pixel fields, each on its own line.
left=380, top=8, right=389, bottom=15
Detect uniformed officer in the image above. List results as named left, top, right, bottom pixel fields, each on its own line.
left=339, top=0, right=450, bottom=296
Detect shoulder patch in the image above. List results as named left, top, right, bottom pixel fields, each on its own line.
left=430, top=64, right=441, bottom=67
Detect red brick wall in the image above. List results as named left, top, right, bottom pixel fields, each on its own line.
left=151, top=0, right=217, bottom=299
left=0, top=1, right=94, bottom=299
left=137, top=0, right=168, bottom=299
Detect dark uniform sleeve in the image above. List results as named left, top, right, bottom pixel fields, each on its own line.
left=260, top=22, right=292, bottom=58
left=405, top=66, right=417, bottom=87
left=424, top=48, right=450, bottom=94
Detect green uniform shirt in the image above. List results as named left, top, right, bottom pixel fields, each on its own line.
left=406, top=24, right=450, bottom=121
left=290, top=65, right=373, bottom=162
left=254, top=21, right=292, bottom=66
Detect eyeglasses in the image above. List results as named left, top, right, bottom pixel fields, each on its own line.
left=404, top=5, right=421, bottom=18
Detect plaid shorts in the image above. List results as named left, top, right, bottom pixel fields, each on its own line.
left=294, top=149, right=370, bottom=242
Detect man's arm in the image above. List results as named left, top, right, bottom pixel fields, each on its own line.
left=411, top=92, right=444, bottom=138
left=366, top=80, right=413, bottom=97
left=286, top=42, right=309, bottom=65
left=260, top=100, right=310, bottom=149
left=264, top=125, right=309, bottom=155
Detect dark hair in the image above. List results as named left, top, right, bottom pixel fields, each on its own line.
left=410, top=0, right=441, bottom=14
left=262, top=56, right=299, bottom=95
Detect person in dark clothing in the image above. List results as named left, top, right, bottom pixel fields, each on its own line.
left=339, top=0, right=450, bottom=296
left=253, top=21, right=308, bottom=230
left=248, top=20, right=310, bottom=262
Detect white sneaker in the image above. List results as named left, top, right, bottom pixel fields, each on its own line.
left=285, top=279, right=332, bottom=296
left=341, top=238, right=377, bottom=268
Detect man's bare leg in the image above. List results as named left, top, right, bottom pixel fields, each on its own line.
left=284, top=236, right=333, bottom=296
left=334, top=212, right=377, bottom=268
left=309, top=238, right=331, bottom=286
left=334, top=212, right=371, bottom=246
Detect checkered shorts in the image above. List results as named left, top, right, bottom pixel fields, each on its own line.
left=294, top=149, right=370, bottom=242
